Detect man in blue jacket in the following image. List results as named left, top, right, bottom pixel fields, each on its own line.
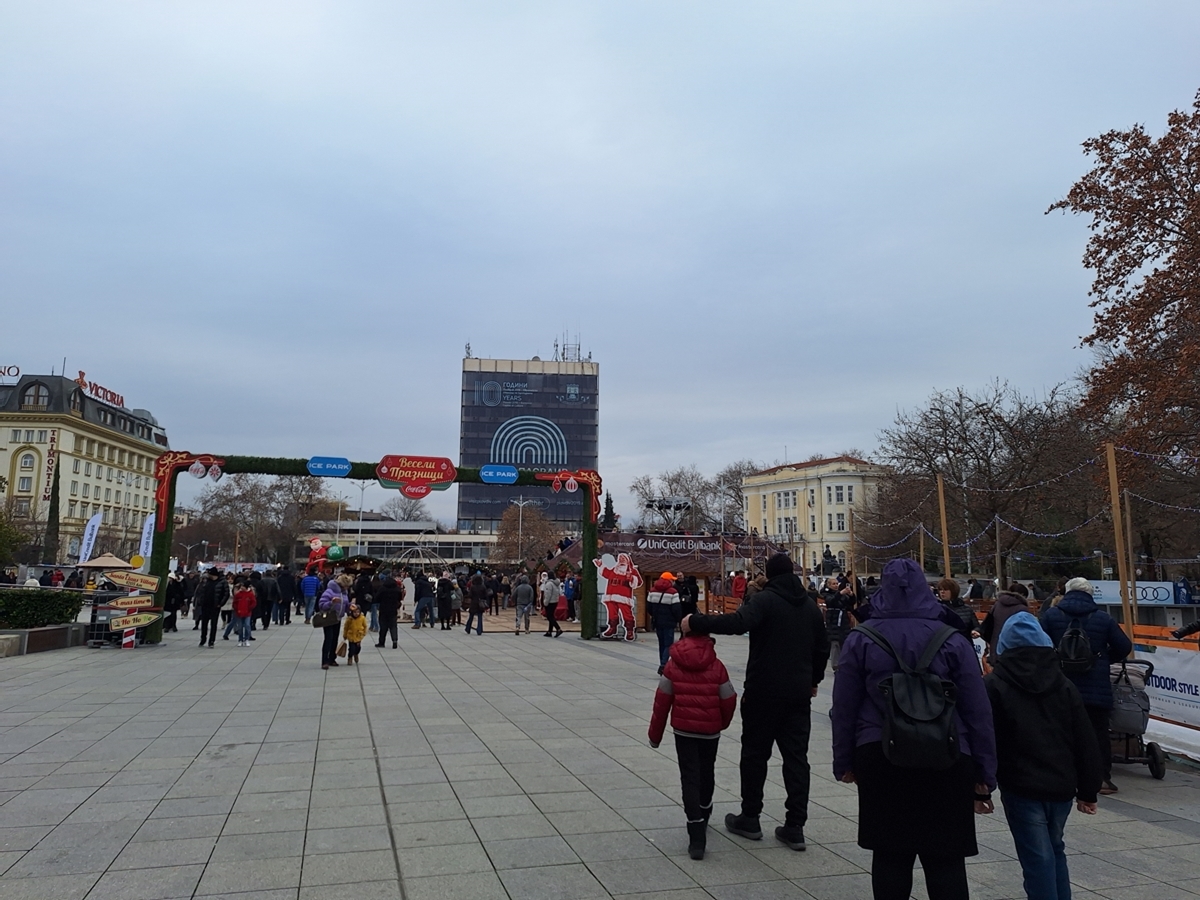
left=1040, top=577, right=1132, bottom=795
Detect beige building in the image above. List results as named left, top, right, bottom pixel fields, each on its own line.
left=742, top=455, right=886, bottom=574
left=0, top=371, right=170, bottom=563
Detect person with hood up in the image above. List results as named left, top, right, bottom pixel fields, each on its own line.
left=682, top=552, right=829, bottom=852
left=647, top=572, right=683, bottom=675
left=374, top=573, right=400, bottom=649
left=1039, top=577, right=1132, bottom=795
left=831, top=557, right=997, bottom=900
left=985, top=612, right=1100, bottom=900
left=978, top=590, right=1030, bottom=665
left=648, top=632, right=738, bottom=861
left=512, top=574, right=536, bottom=634
left=317, top=575, right=351, bottom=669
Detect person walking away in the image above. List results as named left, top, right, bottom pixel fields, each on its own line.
left=231, top=579, right=257, bottom=646
left=937, top=579, right=980, bottom=638
left=677, top=575, right=700, bottom=619
left=465, top=574, right=488, bottom=635
left=250, top=571, right=270, bottom=632
left=451, top=578, right=463, bottom=626
left=342, top=602, right=367, bottom=665
left=196, top=568, right=228, bottom=648
left=831, top=557, right=997, bottom=900
left=512, top=574, right=535, bottom=634
left=487, top=573, right=501, bottom=615
left=435, top=572, right=455, bottom=630
left=276, top=566, right=296, bottom=624
left=978, top=590, right=1029, bottom=665
left=648, top=632, right=738, bottom=860
left=820, top=577, right=855, bottom=671
left=353, top=572, right=374, bottom=632
left=647, top=572, right=682, bottom=674
left=563, top=573, right=578, bottom=622
left=985, top=612, right=1100, bottom=900
left=682, top=553, right=829, bottom=850
left=1039, top=577, right=1132, bottom=795
left=301, top=569, right=321, bottom=624
left=317, top=576, right=350, bottom=669
left=411, top=572, right=435, bottom=628
left=163, top=572, right=183, bottom=633
left=731, top=571, right=747, bottom=602
left=375, top=573, right=400, bottom=649
left=541, top=573, right=563, bottom=637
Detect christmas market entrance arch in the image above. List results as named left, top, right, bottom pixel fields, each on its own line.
left=148, top=453, right=602, bottom=641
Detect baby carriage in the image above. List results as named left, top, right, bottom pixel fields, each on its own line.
left=1109, top=659, right=1166, bottom=780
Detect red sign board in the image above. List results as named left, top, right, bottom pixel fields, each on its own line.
left=376, top=456, right=457, bottom=495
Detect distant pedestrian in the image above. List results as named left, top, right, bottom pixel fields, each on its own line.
left=231, top=579, right=256, bottom=646
left=465, top=574, right=487, bottom=635
left=512, top=574, right=535, bottom=634
left=647, top=572, right=681, bottom=674
left=937, top=578, right=980, bottom=638
left=731, top=571, right=747, bottom=601
left=411, top=572, right=435, bottom=628
left=276, top=566, right=296, bottom=624
left=163, top=573, right=184, bottom=633
left=978, top=590, right=1029, bottom=665
left=300, top=569, right=321, bottom=624
left=375, top=574, right=400, bottom=649
left=195, top=568, right=228, bottom=648
left=342, top=602, right=367, bottom=666
left=648, top=633, right=737, bottom=860
left=820, top=577, right=855, bottom=671
left=436, top=572, right=455, bottom=630
left=451, top=578, right=463, bottom=626
left=541, top=573, right=563, bottom=638
left=318, top=576, right=350, bottom=669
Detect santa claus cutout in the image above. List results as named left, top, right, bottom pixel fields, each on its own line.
left=594, top=552, right=643, bottom=641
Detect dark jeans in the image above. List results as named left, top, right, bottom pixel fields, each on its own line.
left=566, top=595, right=576, bottom=620
left=656, top=624, right=675, bottom=667
left=199, top=614, right=220, bottom=645
left=544, top=603, right=562, bottom=636
left=739, top=694, right=812, bottom=828
left=272, top=601, right=290, bottom=624
left=871, top=849, right=968, bottom=900
left=347, top=640, right=360, bottom=660
left=675, top=734, right=719, bottom=823
left=321, top=624, right=339, bottom=665
left=465, top=609, right=484, bottom=635
left=1001, top=790, right=1072, bottom=900
left=378, top=613, right=397, bottom=645
left=1086, top=704, right=1112, bottom=782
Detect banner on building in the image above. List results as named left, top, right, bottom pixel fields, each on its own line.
left=79, top=513, right=102, bottom=564
left=138, top=514, right=155, bottom=561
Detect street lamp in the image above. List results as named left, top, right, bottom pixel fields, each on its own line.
left=1094, top=549, right=1105, bottom=578
left=350, top=480, right=371, bottom=555
left=510, top=496, right=540, bottom=567
left=178, top=541, right=203, bottom=569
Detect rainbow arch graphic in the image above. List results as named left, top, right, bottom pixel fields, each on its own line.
left=489, top=416, right=569, bottom=467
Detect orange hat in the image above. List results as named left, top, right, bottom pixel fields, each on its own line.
left=660, top=572, right=677, bottom=581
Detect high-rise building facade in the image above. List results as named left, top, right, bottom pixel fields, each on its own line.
left=458, top=353, right=599, bottom=533
left=0, top=370, right=170, bottom=562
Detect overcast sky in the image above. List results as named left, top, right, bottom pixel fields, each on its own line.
left=3, top=1, right=1198, bottom=525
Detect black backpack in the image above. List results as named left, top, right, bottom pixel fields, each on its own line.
left=853, top=624, right=961, bottom=770
left=1056, top=614, right=1098, bottom=674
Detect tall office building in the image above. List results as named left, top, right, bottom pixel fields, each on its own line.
left=458, top=344, right=599, bottom=533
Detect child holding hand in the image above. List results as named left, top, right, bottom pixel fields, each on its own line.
left=648, top=633, right=737, bottom=860
left=342, top=602, right=368, bottom=666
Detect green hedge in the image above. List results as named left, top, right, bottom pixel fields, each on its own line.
left=0, top=589, right=85, bottom=629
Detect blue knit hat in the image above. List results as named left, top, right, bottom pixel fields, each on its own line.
left=997, top=610, right=1052, bottom=656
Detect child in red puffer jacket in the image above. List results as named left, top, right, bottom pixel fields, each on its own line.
left=648, top=633, right=737, bottom=861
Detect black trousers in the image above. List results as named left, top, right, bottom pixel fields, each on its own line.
left=739, top=694, right=812, bottom=828
left=321, top=624, right=339, bottom=665
left=164, top=611, right=177, bottom=631
left=1086, top=704, right=1113, bottom=782
left=377, top=613, right=397, bottom=645
left=544, top=603, right=562, bottom=635
left=199, top=614, right=220, bottom=645
left=675, top=734, right=719, bottom=823
left=871, top=850, right=968, bottom=900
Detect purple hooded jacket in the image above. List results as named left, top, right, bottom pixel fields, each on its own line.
left=831, top=558, right=997, bottom=788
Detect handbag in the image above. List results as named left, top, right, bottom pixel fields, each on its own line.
left=336, top=640, right=347, bottom=658
left=312, top=609, right=337, bottom=628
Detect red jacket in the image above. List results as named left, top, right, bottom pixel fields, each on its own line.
left=232, top=588, right=257, bottom=619
left=648, top=635, right=737, bottom=745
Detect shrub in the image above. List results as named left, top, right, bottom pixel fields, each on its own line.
left=0, top=589, right=85, bottom=629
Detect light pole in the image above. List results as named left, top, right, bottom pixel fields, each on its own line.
left=510, top=496, right=539, bottom=567
left=178, top=541, right=203, bottom=569
left=1094, top=549, right=1105, bottom=578
left=351, top=480, right=370, bottom=555
left=200, top=540, right=209, bottom=563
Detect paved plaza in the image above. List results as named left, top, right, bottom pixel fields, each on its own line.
left=1, top=619, right=1200, bottom=900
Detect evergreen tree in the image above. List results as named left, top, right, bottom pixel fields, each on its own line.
left=601, top=491, right=617, bottom=531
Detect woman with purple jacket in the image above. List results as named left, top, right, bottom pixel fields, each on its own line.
left=318, top=575, right=351, bottom=670
left=832, top=558, right=997, bottom=900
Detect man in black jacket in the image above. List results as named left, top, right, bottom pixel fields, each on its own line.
left=985, top=612, right=1100, bottom=899
left=195, top=568, right=228, bottom=648
left=682, top=553, right=830, bottom=852
left=375, top=574, right=400, bottom=648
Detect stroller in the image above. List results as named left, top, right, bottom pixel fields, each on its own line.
left=1109, top=659, right=1166, bottom=780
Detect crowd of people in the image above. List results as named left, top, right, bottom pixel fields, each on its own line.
left=647, top=552, right=1133, bottom=900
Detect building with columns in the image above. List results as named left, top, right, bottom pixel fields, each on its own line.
left=741, top=455, right=886, bottom=574
left=0, top=370, right=169, bottom=563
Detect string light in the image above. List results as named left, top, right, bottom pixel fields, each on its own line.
left=1127, top=492, right=1200, bottom=515
left=994, top=510, right=1108, bottom=538
left=856, top=525, right=923, bottom=550
left=1117, top=446, right=1198, bottom=466
left=855, top=489, right=937, bottom=529
left=941, top=458, right=1099, bottom=493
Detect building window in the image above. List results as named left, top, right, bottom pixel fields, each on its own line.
left=24, top=430, right=34, bottom=442
left=838, top=551, right=846, bottom=569
left=134, top=475, right=141, bottom=488
left=835, top=485, right=844, bottom=504
left=20, top=453, right=34, bottom=470
left=810, top=514, right=817, bottom=534
left=106, top=467, right=113, bottom=481
left=72, top=459, right=80, bottom=474
left=826, top=486, right=833, bottom=505
left=104, top=488, right=111, bottom=502
left=70, top=481, right=78, bottom=496
left=102, top=508, right=109, bottom=524
left=36, top=430, right=47, bottom=443
left=84, top=461, right=92, bottom=476
left=8, top=429, right=17, bottom=443
left=761, top=496, right=767, bottom=512
left=847, top=485, right=855, bottom=504
left=13, top=498, right=30, bottom=518
left=70, top=389, right=83, bottom=412
left=68, top=501, right=77, bottom=518
left=836, top=513, right=846, bottom=531
left=20, top=382, right=49, bottom=410
left=809, top=489, right=815, bottom=506
left=828, top=513, right=833, bottom=530
left=82, top=484, right=90, bottom=499
left=17, top=477, right=32, bottom=492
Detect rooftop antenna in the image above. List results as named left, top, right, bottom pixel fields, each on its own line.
left=464, top=342, right=472, bottom=359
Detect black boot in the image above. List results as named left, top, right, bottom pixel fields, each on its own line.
left=687, top=822, right=706, bottom=860
left=724, top=813, right=763, bottom=841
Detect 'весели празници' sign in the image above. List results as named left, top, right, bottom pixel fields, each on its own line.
left=376, top=455, right=456, bottom=498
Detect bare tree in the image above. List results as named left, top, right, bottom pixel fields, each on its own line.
left=492, top=505, right=562, bottom=567
left=380, top=495, right=432, bottom=522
